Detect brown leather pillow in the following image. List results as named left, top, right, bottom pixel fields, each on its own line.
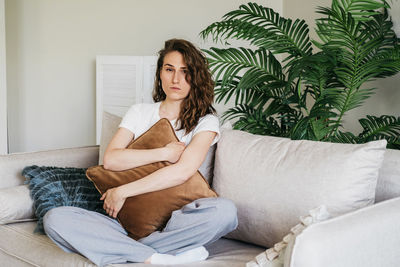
left=86, top=118, right=217, bottom=240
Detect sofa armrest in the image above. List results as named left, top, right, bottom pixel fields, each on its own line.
left=0, top=146, right=99, bottom=189
left=288, top=197, right=400, bottom=267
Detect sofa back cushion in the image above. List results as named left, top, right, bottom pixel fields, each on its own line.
left=375, top=149, right=400, bottom=203
left=0, top=147, right=99, bottom=189
left=212, top=129, right=386, bottom=248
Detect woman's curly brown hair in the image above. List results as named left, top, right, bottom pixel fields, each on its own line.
left=153, top=38, right=216, bottom=134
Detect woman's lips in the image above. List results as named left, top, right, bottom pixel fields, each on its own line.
left=171, top=87, right=180, bottom=90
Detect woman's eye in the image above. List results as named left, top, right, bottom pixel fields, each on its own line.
left=166, top=68, right=173, bottom=72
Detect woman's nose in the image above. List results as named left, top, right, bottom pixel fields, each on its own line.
left=172, top=71, right=179, bottom=83
left=172, top=71, right=184, bottom=84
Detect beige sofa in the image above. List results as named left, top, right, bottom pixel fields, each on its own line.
left=1, top=127, right=400, bottom=267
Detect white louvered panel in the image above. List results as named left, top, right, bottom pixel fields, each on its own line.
left=102, top=63, right=140, bottom=116
left=143, top=57, right=158, bottom=103
left=96, top=56, right=157, bottom=144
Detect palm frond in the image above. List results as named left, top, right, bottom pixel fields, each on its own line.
left=222, top=104, right=286, bottom=136
left=290, top=116, right=338, bottom=141
left=315, top=6, right=360, bottom=47
left=313, top=3, right=399, bottom=132
left=200, top=2, right=313, bottom=61
left=361, top=9, right=399, bottom=58
left=200, top=19, right=274, bottom=45
left=358, top=115, right=400, bottom=141
left=204, top=47, right=287, bottom=105
left=287, top=49, right=340, bottom=96
left=328, top=131, right=360, bottom=143
left=331, top=0, right=388, bottom=20
left=214, top=78, right=240, bottom=104
left=330, top=87, right=375, bottom=114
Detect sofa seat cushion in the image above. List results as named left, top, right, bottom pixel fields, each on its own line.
left=0, top=222, right=94, bottom=266
left=0, top=222, right=264, bottom=267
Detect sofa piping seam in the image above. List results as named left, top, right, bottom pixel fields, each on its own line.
left=0, top=246, right=40, bottom=267
left=2, top=224, right=59, bottom=247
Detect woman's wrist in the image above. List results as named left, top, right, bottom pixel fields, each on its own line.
left=117, top=185, right=130, bottom=199
left=158, top=147, right=170, bottom=162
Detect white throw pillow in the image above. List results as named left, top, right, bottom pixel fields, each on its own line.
left=213, top=130, right=386, bottom=248
left=0, top=185, right=36, bottom=224
left=246, top=205, right=331, bottom=267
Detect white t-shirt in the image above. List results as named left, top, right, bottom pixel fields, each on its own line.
left=119, top=102, right=220, bottom=182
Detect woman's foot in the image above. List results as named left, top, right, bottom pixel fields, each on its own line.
left=147, top=246, right=209, bottom=265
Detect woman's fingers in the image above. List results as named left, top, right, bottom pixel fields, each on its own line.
left=104, top=205, right=114, bottom=217
left=102, top=192, right=109, bottom=212
left=102, top=191, right=111, bottom=214
left=100, top=188, right=124, bottom=218
left=165, top=141, right=186, bottom=163
left=112, top=209, right=118, bottom=218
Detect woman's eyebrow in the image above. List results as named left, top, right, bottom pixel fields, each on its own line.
left=164, top=63, right=187, bottom=69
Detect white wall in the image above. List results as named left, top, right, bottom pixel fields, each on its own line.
left=6, top=0, right=282, bottom=153
left=283, top=0, right=400, bottom=134
left=0, top=0, right=7, bottom=154
left=7, top=0, right=398, bottom=153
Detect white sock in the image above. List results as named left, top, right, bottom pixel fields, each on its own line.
left=150, top=246, right=209, bottom=265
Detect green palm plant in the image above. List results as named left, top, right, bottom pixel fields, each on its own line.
left=200, top=0, right=400, bottom=149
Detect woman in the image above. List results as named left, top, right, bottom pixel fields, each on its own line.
left=43, top=39, right=238, bottom=266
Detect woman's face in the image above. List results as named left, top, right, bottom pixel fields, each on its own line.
left=160, top=51, right=191, bottom=102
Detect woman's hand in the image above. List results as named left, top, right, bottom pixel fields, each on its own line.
left=164, top=141, right=185, bottom=163
left=100, top=187, right=126, bottom=218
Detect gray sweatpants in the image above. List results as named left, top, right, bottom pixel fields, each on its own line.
left=43, top=197, right=238, bottom=267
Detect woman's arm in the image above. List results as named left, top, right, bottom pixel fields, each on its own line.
left=103, top=127, right=185, bottom=171
left=101, top=130, right=217, bottom=218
